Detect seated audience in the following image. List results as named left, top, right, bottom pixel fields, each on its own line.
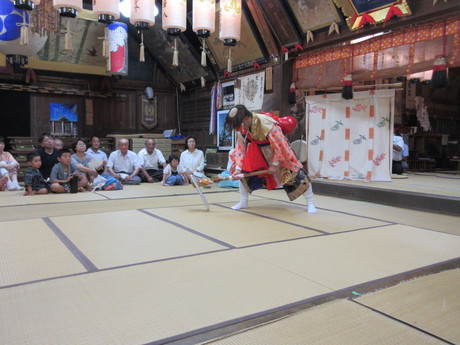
left=162, top=154, right=189, bottom=186
left=106, top=138, right=141, bottom=185
left=23, top=152, right=48, bottom=196
left=86, top=136, right=108, bottom=161
left=71, top=139, right=100, bottom=182
left=138, top=138, right=166, bottom=183
left=0, top=135, right=23, bottom=191
left=180, top=135, right=205, bottom=182
left=50, top=149, right=88, bottom=193
left=35, top=133, right=58, bottom=180
left=53, top=138, right=64, bottom=150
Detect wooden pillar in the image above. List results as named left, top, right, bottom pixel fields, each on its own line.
left=272, top=59, right=293, bottom=116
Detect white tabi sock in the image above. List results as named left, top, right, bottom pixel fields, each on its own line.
left=304, top=184, right=317, bottom=213
left=231, top=181, right=249, bottom=210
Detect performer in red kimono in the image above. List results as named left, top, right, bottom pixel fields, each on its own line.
left=225, top=104, right=316, bottom=213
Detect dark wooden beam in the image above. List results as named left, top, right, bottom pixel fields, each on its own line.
left=246, top=0, right=278, bottom=57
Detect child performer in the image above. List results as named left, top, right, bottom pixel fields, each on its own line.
left=23, top=152, right=48, bottom=196
left=225, top=104, right=316, bottom=213
left=162, top=154, right=189, bottom=186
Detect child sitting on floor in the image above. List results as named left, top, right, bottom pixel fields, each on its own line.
left=162, top=154, right=189, bottom=186
left=50, top=149, right=88, bottom=193
left=23, top=152, right=48, bottom=196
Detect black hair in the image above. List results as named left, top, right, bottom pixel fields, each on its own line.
left=89, top=136, right=99, bottom=143
left=57, top=148, right=71, bottom=157
left=185, top=135, right=197, bottom=150
left=38, top=133, right=53, bottom=144
left=72, top=138, right=87, bottom=151
left=0, top=135, right=4, bottom=144
left=27, top=152, right=40, bottom=162
left=224, top=104, right=252, bottom=132
left=168, top=154, right=179, bottom=163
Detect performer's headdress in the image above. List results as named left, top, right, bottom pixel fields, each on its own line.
left=229, top=107, right=238, bottom=118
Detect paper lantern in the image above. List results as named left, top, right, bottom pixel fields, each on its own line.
left=0, top=0, right=47, bottom=64
left=53, top=0, right=82, bottom=18
left=162, top=0, right=186, bottom=35
left=13, top=0, right=39, bottom=11
left=130, top=0, right=155, bottom=28
left=192, top=0, right=215, bottom=38
left=93, top=0, right=119, bottom=24
left=107, top=22, right=128, bottom=75
left=219, top=0, right=241, bottom=46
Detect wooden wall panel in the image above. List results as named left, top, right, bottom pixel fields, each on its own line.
left=180, top=86, right=214, bottom=149
left=93, top=91, right=177, bottom=137
left=30, top=94, right=85, bottom=138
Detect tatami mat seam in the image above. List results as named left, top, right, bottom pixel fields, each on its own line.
left=142, top=257, right=460, bottom=345
left=236, top=223, right=396, bottom=250
left=0, top=189, right=237, bottom=209
left=349, top=299, right=455, bottom=344
left=255, top=195, right=398, bottom=223
left=43, top=217, right=98, bottom=272
left=138, top=209, right=236, bottom=248
left=214, top=204, right=328, bottom=234
left=0, top=248, right=232, bottom=290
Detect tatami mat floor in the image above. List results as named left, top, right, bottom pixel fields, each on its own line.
left=0, top=180, right=459, bottom=344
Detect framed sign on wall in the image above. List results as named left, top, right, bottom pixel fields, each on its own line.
left=141, top=96, right=157, bottom=130
left=217, top=110, right=234, bottom=150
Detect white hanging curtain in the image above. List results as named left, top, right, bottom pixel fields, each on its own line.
left=306, top=90, right=394, bottom=182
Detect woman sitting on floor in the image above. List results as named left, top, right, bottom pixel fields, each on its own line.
left=0, top=135, right=23, bottom=191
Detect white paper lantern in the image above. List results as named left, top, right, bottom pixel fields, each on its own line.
left=93, top=0, right=120, bottom=23
left=219, top=0, right=241, bottom=45
left=53, top=0, right=82, bottom=17
left=162, top=0, right=186, bottom=35
left=192, top=0, right=215, bottom=38
left=130, top=0, right=156, bottom=28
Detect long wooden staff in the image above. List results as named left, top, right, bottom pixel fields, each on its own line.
left=212, top=170, right=270, bottom=182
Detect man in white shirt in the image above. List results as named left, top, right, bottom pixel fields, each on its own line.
left=392, top=125, right=404, bottom=175
left=86, top=136, right=108, bottom=161
left=138, top=138, right=166, bottom=183
left=106, top=138, right=141, bottom=185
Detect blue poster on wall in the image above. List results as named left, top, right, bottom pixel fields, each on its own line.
left=49, top=103, right=78, bottom=122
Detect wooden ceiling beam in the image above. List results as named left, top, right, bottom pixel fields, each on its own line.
left=246, top=0, right=278, bottom=57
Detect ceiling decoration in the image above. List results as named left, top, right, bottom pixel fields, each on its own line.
left=287, top=0, right=342, bottom=33
left=333, top=0, right=411, bottom=30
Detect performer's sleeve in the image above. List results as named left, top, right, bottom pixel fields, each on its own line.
left=267, top=125, right=291, bottom=166
left=230, top=133, right=246, bottom=173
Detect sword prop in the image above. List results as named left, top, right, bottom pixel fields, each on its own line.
left=190, top=173, right=210, bottom=211
left=212, top=170, right=270, bottom=182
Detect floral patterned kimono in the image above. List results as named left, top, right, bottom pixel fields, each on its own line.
left=229, top=113, right=310, bottom=201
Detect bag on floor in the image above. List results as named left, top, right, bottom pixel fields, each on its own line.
left=102, top=177, right=123, bottom=190
left=91, top=175, right=107, bottom=191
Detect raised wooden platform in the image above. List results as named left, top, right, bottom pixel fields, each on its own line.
left=312, top=173, right=460, bottom=217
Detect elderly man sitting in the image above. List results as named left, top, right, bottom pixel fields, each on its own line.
left=106, top=138, right=141, bottom=185
left=138, top=138, right=167, bottom=183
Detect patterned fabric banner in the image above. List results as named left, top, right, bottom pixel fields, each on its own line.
left=234, top=71, right=265, bottom=111
left=295, top=18, right=460, bottom=69
left=306, top=90, right=394, bottom=182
